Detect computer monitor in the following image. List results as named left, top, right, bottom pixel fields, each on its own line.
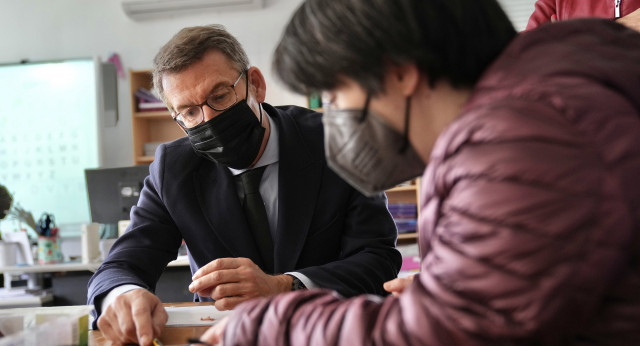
left=84, top=165, right=150, bottom=224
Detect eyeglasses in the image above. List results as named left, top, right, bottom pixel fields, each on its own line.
left=172, top=71, right=245, bottom=129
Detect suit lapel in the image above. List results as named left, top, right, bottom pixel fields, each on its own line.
left=193, top=161, right=264, bottom=266
left=271, top=109, right=323, bottom=273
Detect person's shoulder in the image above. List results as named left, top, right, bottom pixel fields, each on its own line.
left=266, top=103, right=324, bottom=141
left=151, top=136, right=205, bottom=176
left=157, top=136, right=194, bottom=159
left=269, top=104, right=323, bottom=127
left=265, top=103, right=326, bottom=158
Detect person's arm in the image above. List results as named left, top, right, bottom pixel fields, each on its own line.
left=526, top=0, right=557, bottom=30
left=284, top=272, right=314, bottom=288
left=292, top=189, right=402, bottom=297
left=97, top=289, right=167, bottom=345
left=188, top=257, right=294, bottom=310
left=100, top=284, right=143, bottom=312
left=187, top=196, right=399, bottom=310
left=87, top=144, right=183, bottom=307
left=209, top=108, right=633, bottom=345
left=87, top=144, right=183, bottom=342
left=88, top=193, right=182, bottom=312
left=383, top=274, right=416, bottom=296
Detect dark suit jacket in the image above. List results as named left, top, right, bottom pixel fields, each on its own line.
left=87, top=104, right=402, bottom=316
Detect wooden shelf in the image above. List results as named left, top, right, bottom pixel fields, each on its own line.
left=134, top=110, right=171, bottom=118
left=397, top=232, right=418, bottom=240
left=135, top=155, right=155, bottom=164
left=387, top=184, right=417, bottom=193
left=386, top=179, right=421, bottom=242
left=130, top=69, right=185, bottom=165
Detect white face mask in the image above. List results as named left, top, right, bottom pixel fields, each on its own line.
left=322, top=97, right=426, bottom=196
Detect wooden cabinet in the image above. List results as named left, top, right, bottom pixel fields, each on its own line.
left=386, top=179, right=421, bottom=241
left=129, top=69, right=185, bottom=165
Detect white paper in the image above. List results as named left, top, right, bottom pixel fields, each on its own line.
left=165, top=305, right=232, bottom=327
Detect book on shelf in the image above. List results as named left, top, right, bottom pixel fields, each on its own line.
left=388, top=203, right=418, bottom=233
left=138, top=100, right=167, bottom=111
left=135, top=88, right=168, bottom=112
left=135, top=87, right=161, bottom=102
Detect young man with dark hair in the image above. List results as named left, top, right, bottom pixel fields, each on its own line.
left=202, top=0, right=640, bottom=344
left=87, top=24, right=402, bottom=345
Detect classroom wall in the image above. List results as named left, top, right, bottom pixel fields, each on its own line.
left=0, top=0, right=535, bottom=169
left=498, top=0, right=538, bottom=31
left=0, top=0, right=306, bottom=168
left=0, top=0, right=539, bottom=280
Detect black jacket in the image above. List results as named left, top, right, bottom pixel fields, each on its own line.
left=88, top=104, right=402, bottom=319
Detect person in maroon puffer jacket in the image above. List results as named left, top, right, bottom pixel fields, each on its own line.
left=201, top=0, right=640, bottom=344
left=527, top=0, right=640, bottom=31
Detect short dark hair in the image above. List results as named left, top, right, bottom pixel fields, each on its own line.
left=153, top=24, right=250, bottom=106
left=273, top=0, right=516, bottom=95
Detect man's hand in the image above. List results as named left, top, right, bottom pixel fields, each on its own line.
left=199, top=317, right=228, bottom=345
left=617, top=8, right=640, bottom=32
left=383, top=274, right=416, bottom=297
left=189, top=257, right=292, bottom=310
left=96, top=289, right=168, bottom=345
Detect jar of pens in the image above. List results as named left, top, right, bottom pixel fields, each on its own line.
left=36, top=213, right=62, bottom=264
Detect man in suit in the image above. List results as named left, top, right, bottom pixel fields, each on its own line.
left=87, top=24, right=402, bottom=345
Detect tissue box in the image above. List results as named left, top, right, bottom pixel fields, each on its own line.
left=0, top=306, right=91, bottom=346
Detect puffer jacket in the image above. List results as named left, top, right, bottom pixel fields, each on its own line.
left=222, top=19, right=640, bottom=345
left=527, top=0, right=640, bottom=30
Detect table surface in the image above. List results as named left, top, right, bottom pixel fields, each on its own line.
left=0, top=256, right=189, bottom=274
left=89, top=302, right=218, bottom=345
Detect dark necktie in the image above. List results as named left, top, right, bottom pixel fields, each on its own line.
left=236, top=166, right=274, bottom=273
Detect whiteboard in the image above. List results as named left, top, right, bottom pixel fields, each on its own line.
left=0, top=59, right=99, bottom=236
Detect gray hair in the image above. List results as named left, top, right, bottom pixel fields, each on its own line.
left=152, top=24, right=250, bottom=108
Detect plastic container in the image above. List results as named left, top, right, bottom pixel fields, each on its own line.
left=0, top=242, right=18, bottom=267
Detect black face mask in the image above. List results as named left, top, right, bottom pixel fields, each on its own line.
left=187, top=99, right=265, bottom=169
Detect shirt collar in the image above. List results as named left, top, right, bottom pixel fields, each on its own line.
left=228, top=107, right=279, bottom=176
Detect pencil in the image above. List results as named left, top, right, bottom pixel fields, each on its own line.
left=152, top=337, right=164, bottom=346
left=187, top=338, right=213, bottom=345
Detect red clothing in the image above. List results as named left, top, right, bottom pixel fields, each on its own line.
left=222, top=20, right=640, bottom=345
left=527, top=0, right=640, bottom=30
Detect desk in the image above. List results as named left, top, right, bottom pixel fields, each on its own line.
left=0, top=302, right=224, bottom=345
left=90, top=325, right=210, bottom=345
left=1, top=262, right=102, bottom=290
left=1, top=256, right=189, bottom=277
left=0, top=288, right=53, bottom=308
left=0, top=262, right=99, bottom=307
left=0, top=256, right=189, bottom=289
left=0, top=305, right=92, bottom=344
left=89, top=302, right=221, bottom=345
left=0, top=257, right=192, bottom=306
